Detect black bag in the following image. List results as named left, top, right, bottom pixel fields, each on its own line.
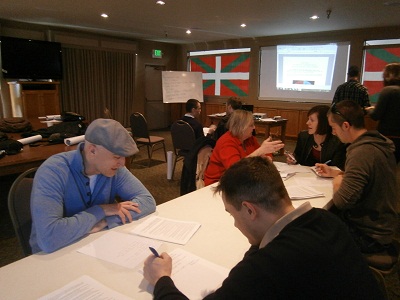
left=62, top=112, right=85, bottom=122
left=22, top=121, right=87, bottom=144
left=0, top=132, right=8, bottom=141
left=0, top=117, right=32, bottom=133
left=0, top=139, right=23, bottom=155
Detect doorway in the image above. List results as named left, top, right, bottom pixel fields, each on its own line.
left=145, top=64, right=169, bottom=130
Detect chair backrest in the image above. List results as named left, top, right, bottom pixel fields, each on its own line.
left=171, top=120, right=196, bottom=154
left=7, top=167, right=38, bottom=256
left=130, top=112, right=150, bottom=140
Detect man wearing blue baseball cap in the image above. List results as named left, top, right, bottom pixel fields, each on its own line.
left=30, top=118, right=156, bottom=253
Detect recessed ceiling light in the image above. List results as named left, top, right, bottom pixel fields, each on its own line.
left=156, top=1, right=165, bottom=5
left=241, top=23, right=246, bottom=28
left=186, top=29, right=191, bottom=34
left=309, top=15, right=319, bottom=20
left=101, top=13, right=108, bottom=18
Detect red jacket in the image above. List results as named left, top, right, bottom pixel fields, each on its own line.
left=204, top=131, right=271, bottom=186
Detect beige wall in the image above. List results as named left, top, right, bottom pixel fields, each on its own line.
left=1, top=18, right=400, bottom=120
left=178, top=26, right=400, bottom=111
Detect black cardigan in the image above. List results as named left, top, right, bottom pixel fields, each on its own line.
left=293, top=131, right=347, bottom=170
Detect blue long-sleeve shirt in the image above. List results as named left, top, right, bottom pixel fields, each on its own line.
left=30, top=143, right=156, bottom=253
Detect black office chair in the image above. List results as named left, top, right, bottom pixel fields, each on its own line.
left=130, top=112, right=167, bottom=167
left=7, top=167, right=38, bottom=257
left=364, top=240, right=400, bottom=300
left=170, top=120, right=196, bottom=180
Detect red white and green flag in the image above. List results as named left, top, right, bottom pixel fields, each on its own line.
left=190, top=53, right=250, bottom=96
left=363, top=47, right=400, bottom=103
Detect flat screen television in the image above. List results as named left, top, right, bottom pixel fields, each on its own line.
left=0, top=36, right=63, bottom=80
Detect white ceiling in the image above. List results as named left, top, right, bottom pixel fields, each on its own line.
left=0, top=0, right=399, bottom=44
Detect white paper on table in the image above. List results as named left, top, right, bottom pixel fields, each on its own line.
left=280, top=172, right=295, bottom=181
left=38, top=275, right=132, bottom=300
left=17, top=135, right=42, bottom=145
left=64, top=135, right=85, bottom=146
left=293, top=176, right=333, bottom=188
left=77, top=231, right=162, bottom=269
left=286, top=185, right=324, bottom=200
left=139, top=248, right=229, bottom=300
left=273, top=162, right=312, bottom=174
left=310, top=165, right=341, bottom=177
left=131, top=216, right=201, bottom=245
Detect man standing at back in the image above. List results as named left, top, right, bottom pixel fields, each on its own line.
left=317, top=100, right=398, bottom=269
left=181, top=99, right=216, bottom=140
left=332, top=65, right=371, bottom=109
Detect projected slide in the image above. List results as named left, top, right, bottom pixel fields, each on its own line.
left=276, top=44, right=337, bottom=92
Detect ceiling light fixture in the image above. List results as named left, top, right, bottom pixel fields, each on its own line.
left=309, top=15, right=319, bottom=20
left=101, top=13, right=108, bottom=18
left=156, top=1, right=165, bottom=5
left=186, top=29, right=191, bottom=34
left=241, top=23, right=246, bottom=28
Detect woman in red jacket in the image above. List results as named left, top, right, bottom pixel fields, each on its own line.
left=204, top=109, right=284, bottom=186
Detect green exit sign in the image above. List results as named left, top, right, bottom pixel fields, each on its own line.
left=152, top=49, right=163, bottom=58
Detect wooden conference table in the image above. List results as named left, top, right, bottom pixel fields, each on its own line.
left=207, top=114, right=288, bottom=155
left=0, top=167, right=332, bottom=299
left=0, top=137, right=77, bottom=177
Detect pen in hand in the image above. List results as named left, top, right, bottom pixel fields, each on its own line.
left=324, top=160, right=332, bottom=165
left=149, top=247, right=160, bottom=257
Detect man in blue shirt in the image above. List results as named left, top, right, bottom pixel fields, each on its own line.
left=30, top=118, right=156, bottom=253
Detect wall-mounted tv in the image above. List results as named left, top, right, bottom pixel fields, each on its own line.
left=0, top=36, right=63, bottom=80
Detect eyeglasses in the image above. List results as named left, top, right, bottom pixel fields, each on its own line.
left=330, top=103, right=352, bottom=126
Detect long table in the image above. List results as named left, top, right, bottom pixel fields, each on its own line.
left=0, top=169, right=332, bottom=299
left=207, top=115, right=288, bottom=155
left=0, top=140, right=77, bottom=177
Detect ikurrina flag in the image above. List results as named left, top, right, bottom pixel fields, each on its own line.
left=190, top=53, right=250, bottom=96
left=363, top=47, right=400, bottom=103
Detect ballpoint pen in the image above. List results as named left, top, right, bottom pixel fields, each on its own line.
left=149, top=247, right=160, bottom=257
left=324, top=160, right=332, bottom=165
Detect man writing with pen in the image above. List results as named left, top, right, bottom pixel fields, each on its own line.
left=315, top=100, right=398, bottom=270
left=143, top=156, right=382, bottom=299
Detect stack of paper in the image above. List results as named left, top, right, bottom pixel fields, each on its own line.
left=131, top=216, right=201, bottom=245
left=286, top=186, right=324, bottom=200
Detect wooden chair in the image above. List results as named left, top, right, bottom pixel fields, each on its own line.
left=170, top=120, right=196, bottom=180
left=7, top=167, right=38, bottom=257
left=103, top=107, right=113, bottom=119
left=130, top=112, right=167, bottom=167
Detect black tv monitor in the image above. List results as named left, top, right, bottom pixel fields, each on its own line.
left=0, top=36, right=63, bottom=80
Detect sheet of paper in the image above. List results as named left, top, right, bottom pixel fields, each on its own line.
left=293, top=176, right=333, bottom=188
left=280, top=172, right=295, bottom=181
left=286, top=185, right=324, bottom=200
left=38, top=275, right=132, bottom=300
left=273, top=162, right=312, bottom=174
left=310, top=165, right=341, bottom=177
left=131, top=216, right=201, bottom=245
left=140, top=248, right=229, bottom=300
left=77, top=231, right=162, bottom=269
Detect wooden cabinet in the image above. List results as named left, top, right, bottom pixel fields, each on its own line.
left=9, top=81, right=60, bottom=121
left=298, top=110, right=310, bottom=132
